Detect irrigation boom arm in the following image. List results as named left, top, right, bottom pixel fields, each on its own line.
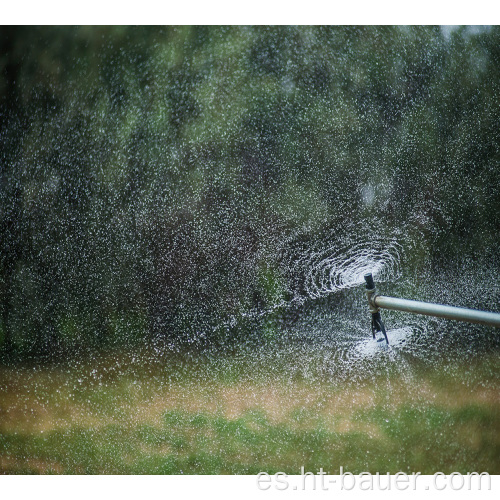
left=372, top=295, right=500, bottom=328
left=363, top=273, right=500, bottom=344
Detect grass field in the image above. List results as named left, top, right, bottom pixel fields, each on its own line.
left=1, top=346, right=499, bottom=474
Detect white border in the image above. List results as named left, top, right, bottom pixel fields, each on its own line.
left=1, top=1, right=499, bottom=25
left=1, top=475, right=500, bottom=500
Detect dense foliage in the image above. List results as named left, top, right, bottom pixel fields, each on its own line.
left=1, top=26, right=499, bottom=359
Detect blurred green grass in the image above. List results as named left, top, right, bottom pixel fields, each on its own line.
left=1, top=404, right=498, bottom=474
left=1, top=349, right=499, bottom=474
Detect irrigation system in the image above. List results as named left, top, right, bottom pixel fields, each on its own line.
left=364, top=273, right=500, bottom=345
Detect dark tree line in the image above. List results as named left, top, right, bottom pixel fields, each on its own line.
left=1, top=26, right=499, bottom=359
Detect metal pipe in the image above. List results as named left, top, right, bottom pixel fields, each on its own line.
left=373, top=295, right=500, bottom=328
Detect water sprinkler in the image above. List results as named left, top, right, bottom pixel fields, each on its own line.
left=363, top=273, right=500, bottom=339
left=364, top=273, right=389, bottom=344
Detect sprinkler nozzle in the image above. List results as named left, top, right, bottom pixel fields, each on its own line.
left=364, top=272, right=389, bottom=345
left=364, top=273, right=375, bottom=290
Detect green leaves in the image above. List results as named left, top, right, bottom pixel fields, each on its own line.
left=1, top=26, right=499, bottom=356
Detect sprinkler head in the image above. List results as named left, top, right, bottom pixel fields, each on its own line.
left=364, top=272, right=389, bottom=345
left=364, top=273, right=375, bottom=290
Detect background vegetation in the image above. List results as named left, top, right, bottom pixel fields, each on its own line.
left=1, top=26, right=499, bottom=360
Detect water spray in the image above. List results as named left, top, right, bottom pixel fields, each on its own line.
left=364, top=273, right=500, bottom=343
